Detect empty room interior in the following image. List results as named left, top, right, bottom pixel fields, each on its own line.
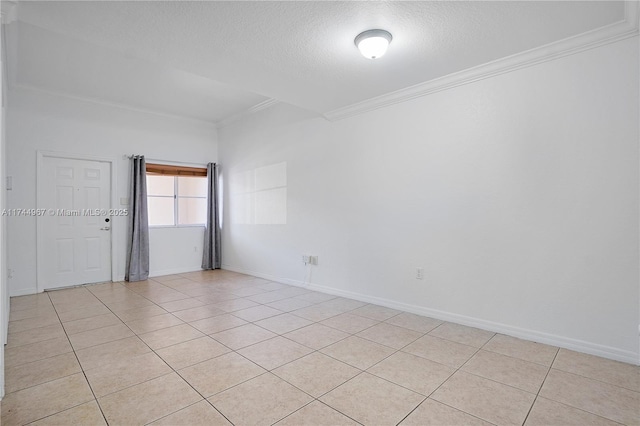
left=0, top=1, right=638, bottom=425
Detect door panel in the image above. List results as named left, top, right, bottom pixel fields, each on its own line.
left=84, top=187, right=101, bottom=226
left=85, top=237, right=101, bottom=270
left=41, top=157, right=112, bottom=290
left=56, top=239, right=74, bottom=273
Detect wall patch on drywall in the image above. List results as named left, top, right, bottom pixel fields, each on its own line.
left=229, top=162, right=287, bottom=225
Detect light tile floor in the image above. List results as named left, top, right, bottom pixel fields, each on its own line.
left=2, top=270, right=639, bottom=425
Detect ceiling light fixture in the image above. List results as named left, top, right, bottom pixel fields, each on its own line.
left=354, top=29, right=393, bottom=59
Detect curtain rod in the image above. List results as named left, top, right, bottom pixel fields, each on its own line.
left=123, top=155, right=210, bottom=168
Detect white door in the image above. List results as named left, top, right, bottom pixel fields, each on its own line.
left=41, top=157, right=112, bottom=290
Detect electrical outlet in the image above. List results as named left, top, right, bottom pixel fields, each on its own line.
left=310, top=256, right=318, bottom=265
left=7, top=269, right=13, bottom=279
left=302, top=255, right=310, bottom=264
left=416, top=267, right=424, bottom=280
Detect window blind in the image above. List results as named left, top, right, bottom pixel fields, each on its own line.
left=146, top=163, right=207, bottom=177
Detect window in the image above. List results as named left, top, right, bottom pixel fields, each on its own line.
left=146, top=164, right=207, bottom=227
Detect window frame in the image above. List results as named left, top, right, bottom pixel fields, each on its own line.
left=146, top=164, right=208, bottom=228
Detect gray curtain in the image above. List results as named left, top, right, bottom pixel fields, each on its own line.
left=125, top=155, right=150, bottom=281
left=202, top=163, right=221, bottom=270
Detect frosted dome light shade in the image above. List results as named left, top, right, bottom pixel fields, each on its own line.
left=355, top=29, right=392, bottom=59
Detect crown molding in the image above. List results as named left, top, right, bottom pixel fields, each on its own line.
left=14, top=83, right=219, bottom=127
left=216, top=98, right=280, bottom=128
left=14, top=75, right=280, bottom=130
left=324, top=3, right=639, bottom=122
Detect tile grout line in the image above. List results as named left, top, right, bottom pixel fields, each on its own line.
left=81, top=279, right=435, bottom=425
left=34, top=290, right=110, bottom=426
left=165, top=272, right=330, bottom=423
left=8, top=273, right=638, bottom=425
left=263, top=310, right=431, bottom=424
left=520, top=346, right=560, bottom=425
left=401, top=331, right=531, bottom=424
left=92, top=283, right=237, bottom=425
left=267, top=399, right=365, bottom=426
left=55, top=286, right=126, bottom=425
left=174, top=288, right=408, bottom=424
left=396, top=340, right=490, bottom=425
left=527, top=365, right=634, bottom=425
left=6, top=280, right=469, bottom=425
left=123, top=274, right=331, bottom=422
left=78, top=284, right=195, bottom=424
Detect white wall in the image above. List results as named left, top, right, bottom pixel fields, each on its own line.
left=149, top=226, right=206, bottom=277
left=6, top=87, right=217, bottom=296
left=219, top=37, right=640, bottom=364
left=0, top=19, right=7, bottom=401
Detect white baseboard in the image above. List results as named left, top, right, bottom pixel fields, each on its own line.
left=9, top=267, right=202, bottom=295
left=149, top=266, right=203, bottom=278
left=114, top=267, right=202, bottom=282
left=9, top=287, right=38, bottom=297
left=223, top=265, right=640, bottom=366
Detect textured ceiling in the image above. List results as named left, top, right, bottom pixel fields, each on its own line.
left=7, top=1, right=630, bottom=123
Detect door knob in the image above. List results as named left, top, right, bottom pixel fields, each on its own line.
left=100, top=227, right=111, bottom=231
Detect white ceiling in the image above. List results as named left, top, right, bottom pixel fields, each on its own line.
left=5, top=1, right=634, bottom=124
